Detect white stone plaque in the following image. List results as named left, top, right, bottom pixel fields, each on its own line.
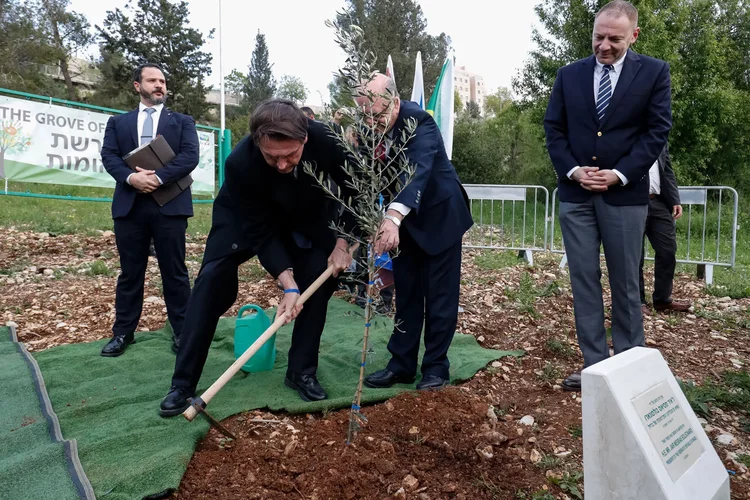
left=632, top=381, right=705, bottom=481
left=582, top=347, right=730, bottom=500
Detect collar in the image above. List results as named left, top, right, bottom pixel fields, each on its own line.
left=138, top=102, right=164, bottom=113
left=595, top=50, right=627, bottom=73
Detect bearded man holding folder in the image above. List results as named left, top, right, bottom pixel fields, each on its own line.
left=100, top=62, right=199, bottom=357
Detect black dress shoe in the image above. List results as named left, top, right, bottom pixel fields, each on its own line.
left=363, top=369, right=416, bottom=389
left=100, top=336, right=134, bottom=357
left=159, top=386, right=194, bottom=417
left=284, top=373, right=328, bottom=402
left=561, top=370, right=582, bottom=392
left=416, top=374, right=449, bottom=390
left=171, top=335, right=180, bottom=354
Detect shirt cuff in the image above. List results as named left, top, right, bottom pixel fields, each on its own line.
left=155, top=175, right=163, bottom=185
left=126, top=173, right=134, bottom=185
left=388, top=202, right=411, bottom=217
left=612, top=169, right=628, bottom=185
left=566, top=166, right=580, bottom=179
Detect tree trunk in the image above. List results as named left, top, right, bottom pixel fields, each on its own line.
left=43, top=0, right=76, bottom=101
left=59, top=57, right=76, bottom=101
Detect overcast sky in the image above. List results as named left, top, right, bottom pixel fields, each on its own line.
left=68, top=0, right=541, bottom=107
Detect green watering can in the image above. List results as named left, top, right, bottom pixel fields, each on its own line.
left=234, top=304, right=276, bottom=373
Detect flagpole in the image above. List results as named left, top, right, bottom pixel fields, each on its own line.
left=218, top=0, right=225, bottom=133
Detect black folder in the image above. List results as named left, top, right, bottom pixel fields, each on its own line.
left=123, top=135, right=193, bottom=206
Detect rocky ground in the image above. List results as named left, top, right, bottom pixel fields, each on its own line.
left=1, top=227, right=749, bottom=499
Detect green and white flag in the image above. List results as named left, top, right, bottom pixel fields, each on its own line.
left=426, top=58, right=455, bottom=159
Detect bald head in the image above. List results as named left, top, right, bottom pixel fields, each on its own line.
left=355, top=73, right=400, bottom=133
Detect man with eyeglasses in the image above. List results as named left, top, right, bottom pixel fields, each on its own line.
left=159, top=99, right=357, bottom=416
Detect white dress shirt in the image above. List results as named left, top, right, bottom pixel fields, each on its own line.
left=127, top=102, right=164, bottom=186
left=648, top=159, right=661, bottom=195
left=567, top=51, right=629, bottom=185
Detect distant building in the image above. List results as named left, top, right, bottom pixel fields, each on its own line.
left=453, top=65, right=485, bottom=115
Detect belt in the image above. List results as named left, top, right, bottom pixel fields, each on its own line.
left=649, top=193, right=658, bottom=200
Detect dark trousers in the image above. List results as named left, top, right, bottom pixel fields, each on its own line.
left=112, top=195, right=190, bottom=340
left=639, top=196, right=677, bottom=305
left=386, top=229, right=462, bottom=380
left=559, top=196, right=648, bottom=368
left=171, top=245, right=338, bottom=391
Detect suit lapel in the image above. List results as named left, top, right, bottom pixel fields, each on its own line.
left=127, top=109, right=139, bottom=148
left=600, top=49, right=642, bottom=127
left=579, top=56, right=598, bottom=123
left=156, top=107, right=173, bottom=137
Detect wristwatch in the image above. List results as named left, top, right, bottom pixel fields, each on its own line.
left=384, top=214, right=401, bottom=228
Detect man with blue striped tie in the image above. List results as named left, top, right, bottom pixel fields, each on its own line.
left=544, top=0, right=672, bottom=391
left=100, top=63, right=199, bottom=357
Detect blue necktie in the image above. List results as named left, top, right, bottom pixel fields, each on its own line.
left=596, top=64, right=614, bottom=122
left=141, top=108, right=156, bottom=145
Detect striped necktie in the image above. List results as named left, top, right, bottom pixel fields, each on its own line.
left=141, top=108, right=156, bottom=145
left=596, top=64, right=614, bottom=122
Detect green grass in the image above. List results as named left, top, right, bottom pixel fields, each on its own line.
left=546, top=338, right=575, bottom=358
left=567, top=424, right=583, bottom=438
left=548, top=471, right=583, bottom=500
left=679, top=371, right=750, bottom=418
left=474, top=250, right=523, bottom=270
left=86, top=260, right=116, bottom=277
left=535, top=453, right=562, bottom=470
left=537, top=362, right=563, bottom=384
left=738, top=455, right=750, bottom=468
left=0, top=181, right=214, bottom=236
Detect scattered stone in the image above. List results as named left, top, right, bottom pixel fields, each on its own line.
left=102, top=231, right=114, bottom=238
left=393, top=487, right=406, bottom=499
left=283, top=440, right=298, bottom=456
left=486, top=407, right=498, bottom=425
left=717, top=296, right=732, bottom=303
left=403, top=474, right=419, bottom=492
left=326, top=441, right=335, bottom=446
left=528, top=437, right=537, bottom=444
left=530, top=449, right=542, bottom=464
left=475, top=444, right=494, bottom=460
left=686, top=314, right=697, bottom=320
left=519, top=415, right=535, bottom=426
left=491, top=361, right=502, bottom=368
left=697, top=418, right=708, bottom=427
left=56, top=322, right=67, bottom=328
left=716, top=434, right=736, bottom=446
left=442, top=483, right=457, bottom=493
left=380, top=441, right=396, bottom=454
left=480, top=431, right=508, bottom=445
left=43, top=269, right=54, bottom=276
left=385, top=401, right=394, bottom=411
left=408, top=426, right=420, bottom=435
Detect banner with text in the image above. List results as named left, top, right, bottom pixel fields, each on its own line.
left=0, top=96, right=215, bottom=195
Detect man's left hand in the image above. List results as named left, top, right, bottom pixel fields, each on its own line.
left=375, top=216, right=400, bottom=255
left=327, top=239, right=353, bottom=277
left=672, top=205, right=683, bottom=220
left=587, top=169, right=621, bottom=187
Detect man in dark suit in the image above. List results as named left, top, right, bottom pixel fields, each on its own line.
left=544, top=0, right=672, bottom=391
left=100, top=63, right=199, bottom=357
left=640, top=145, right=691, bottom=314
left=357, top=74, right=474, bottom=391
left=159, top=99, right=356, bottom=416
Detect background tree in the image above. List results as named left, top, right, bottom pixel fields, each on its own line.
left=484, top=87, right=513, bottom=116
left=243, top=31, right=276, bottom=113
left=463, top=100, right=481, bottom=119
left=453, top=89, right=463, bottom=113
left=276, top=75, right=308, bottom=105
left=36, top=0, right=94, bottom=101
left=0, top=0, right=65, bottom=96
left=93, top=0, right=214, bottom=120
left=332, top=0, right=451, bottom=100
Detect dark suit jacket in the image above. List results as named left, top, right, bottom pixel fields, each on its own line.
left=655, top=145, right=680, bottom=209
left=101, top=107, right=199, bottom=218
left=386, top=100, right=473, bottom=255
left=203, top=120, right=355, bottom=278
left=544, top=49, right=672, bottom=206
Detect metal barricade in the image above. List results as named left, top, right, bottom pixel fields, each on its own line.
left=463, top=184, right=549, bottom=265
left=549, top=187, right=740, bottom=284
